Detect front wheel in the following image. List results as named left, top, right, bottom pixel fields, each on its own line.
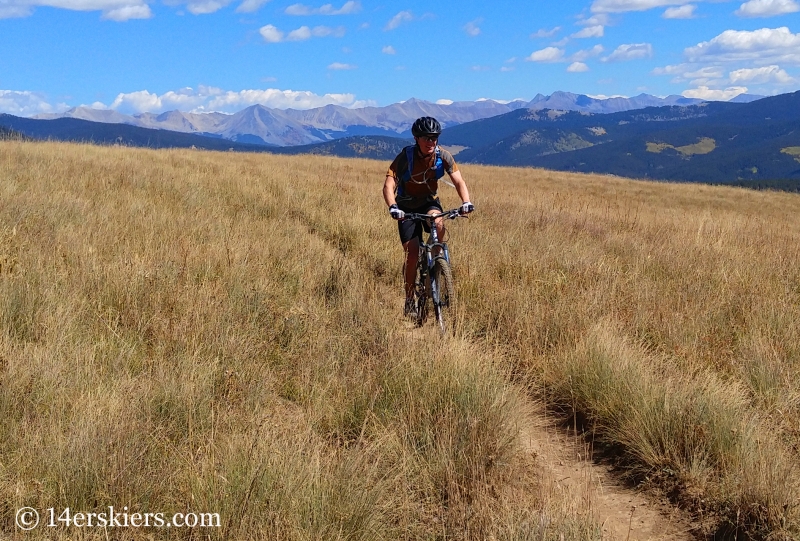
left=431, top=258, right=456, bottom=334
left=414, top=263, right=429, bottom=327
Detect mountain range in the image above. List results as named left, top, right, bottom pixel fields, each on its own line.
left=270, top=91, right=800, bottom=188
left=29, top=91, right=731, bottom=148
left=4, top=90, right=796, bottom=189
left=443, top=90, right=800, bottom=187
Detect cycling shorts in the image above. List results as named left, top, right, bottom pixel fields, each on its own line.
left=397, top=200, right=444, bottom=245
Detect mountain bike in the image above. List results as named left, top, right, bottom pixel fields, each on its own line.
left=403, top=208, right=465, bottom=334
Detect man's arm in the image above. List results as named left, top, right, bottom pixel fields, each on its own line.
left=383, top=174, right=398, bottom=207
left=449, top=170, right=471, bottom=204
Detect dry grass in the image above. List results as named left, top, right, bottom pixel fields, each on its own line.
left=457, top=165, right=800, bottom=538
left=2, top=140, right=799, bottom=539
left=1, top=141, right=603, bottom=540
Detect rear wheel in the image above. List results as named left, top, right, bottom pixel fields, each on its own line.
left=431, top=258, right=456, bottom=334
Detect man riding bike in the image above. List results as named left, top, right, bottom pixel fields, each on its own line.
left=382, top=116, right=475, bottom=316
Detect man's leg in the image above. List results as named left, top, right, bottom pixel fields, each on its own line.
left=403, top=237, right=420, bottom=300
left=428, top=209, right=445, bottom=257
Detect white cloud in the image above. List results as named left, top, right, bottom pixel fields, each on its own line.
left=0, top=0, right=152, bottom=20
left=287, top=26, right=313, bottom=40
left=0, top=0, right=355, bottom=18
left=572, top=44, right=605, bottom=61
left=567, top=62, right=590, bottom=72
left=571, top=24, right=604, bottom=38
left=526, top=46, right=565, bottom=62
left=685, top=26, right=800, bottom=64
left=586, top=93, right=628, bottom=98
left=735, top=0, right=799, bottom=17
left=653, top=65, right=726, bottom=85
left=531, top=26, right=561, bottom=38
left=602, top=42, right=653, bottom=61
left=110, top=90, right=163, bottom=112
left=436, top=99, right=453, bottom=105
left=382, top=45, right=396, bottom=54
left=729, top=64, right=795, bottom=83
left=525, top=45, right=603, bottom=64
left=663, top=4, right=696, bottom=17
left=651, top=64, right=682, bottom=76
left=185, top=0, right=233, bottom=14
left=384, top=10, right=412, bottom=30
left=687, top=66, right=726, bottom=85
left=283, top=2, right=309, bottom=13
left=0, top=3, right=33, bottom=17
left=682, top=85, right=749, bottom=100
left=259, top=24, right=345, bottom=42
left=591, top=0, right=695, bottom=12
left=313, top=25, right=345, bottom=37
left=109, top=85, right=371, bottom=114
left=328, top=62, right=356, bottom=70
left=102, top=3, right=150, bottom=18
left=471, top=65, right=491, bottom=71
left=1, top=86, right=380, bottom=116
left=284, top=1, right=360, bottom=15
left=578, top=13, right=611, bottom=26
left=463, top=19, right=481, bottom=37
left=500, top=66, right=515, bottom=72
left=235, top=0, right=269, bottom=13
left=684, top=66, right=725, bottom=79
left=259, top=24, right=284, bottom=42
left=0, top=90, right=68, bottom=116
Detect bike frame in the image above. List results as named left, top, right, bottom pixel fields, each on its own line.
left=402, top=209, right=462, bottom=328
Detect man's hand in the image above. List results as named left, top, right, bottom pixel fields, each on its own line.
left=389, top=204, right=405, bottom=220
left=459, top=202, right=475, bottom=215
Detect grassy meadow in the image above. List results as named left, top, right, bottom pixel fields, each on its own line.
left=1, top=139, right=799, bottom=540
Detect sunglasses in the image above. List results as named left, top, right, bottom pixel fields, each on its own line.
left=418, top=135, right=438, bottom=143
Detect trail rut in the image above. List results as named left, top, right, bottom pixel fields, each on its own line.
left=388, top=287, right=697, bottom=540
left=522, top=408, right=697, bottom=541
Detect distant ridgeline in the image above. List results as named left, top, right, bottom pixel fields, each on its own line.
left=441, top=90, right=800, bottom=189
left=2, top=90, right=800, bottom=189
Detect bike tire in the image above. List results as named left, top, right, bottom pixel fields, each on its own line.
left=414, top=262, right=429, bottom=327
left=431, top=258, right=456, bottom=335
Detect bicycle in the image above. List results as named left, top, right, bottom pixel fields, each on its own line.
left=402, top=208, right=466, bottom=334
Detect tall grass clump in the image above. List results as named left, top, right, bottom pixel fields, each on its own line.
left=546, top=324, right=798, bottom=538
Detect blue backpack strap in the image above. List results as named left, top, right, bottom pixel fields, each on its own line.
left=433, top=146, right=444, bottom=179
left=397, top=145, right=445, bottom=196
left=396, top=145, right=415, bottom=197
left=405, top=145, right=415, bottom=182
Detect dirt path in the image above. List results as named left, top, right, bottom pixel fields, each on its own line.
left=389, top=292, right=697, bottom=540
left=522, top=409, right=697, bottom=541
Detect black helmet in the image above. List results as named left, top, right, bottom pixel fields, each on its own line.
left=411, top=116, right=442, bottom=138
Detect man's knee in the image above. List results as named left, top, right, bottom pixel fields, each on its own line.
left=404, top=239, right=420, bottom=254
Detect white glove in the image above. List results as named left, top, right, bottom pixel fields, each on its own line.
left=460, top=201, right=475, bottom=215
left=389, top=204, right=405, bottom=220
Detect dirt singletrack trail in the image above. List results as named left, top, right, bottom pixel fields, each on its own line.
left=522, top=409, right=697, bottom=541
left=385, top=290, right=696, bottom=540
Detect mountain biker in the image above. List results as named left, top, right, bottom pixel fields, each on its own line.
left=382, top=116, right=474, bottom=316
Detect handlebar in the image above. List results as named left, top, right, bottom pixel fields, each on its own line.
left=402, top=208, right=467, bottom=222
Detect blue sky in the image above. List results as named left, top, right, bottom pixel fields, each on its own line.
left=1, top=0, right=799, bottom=116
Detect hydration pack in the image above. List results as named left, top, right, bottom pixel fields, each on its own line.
left=397, top=145, right=445, bottom=198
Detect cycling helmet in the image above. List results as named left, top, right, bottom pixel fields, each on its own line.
left=411, top=116, right=442, bottom=138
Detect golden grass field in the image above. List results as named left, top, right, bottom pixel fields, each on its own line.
left=1, top=140, right=799, bottom=540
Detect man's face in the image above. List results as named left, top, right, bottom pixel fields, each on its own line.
left=415, top=134, right=438, bottom=155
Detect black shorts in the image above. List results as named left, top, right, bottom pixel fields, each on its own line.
left=397, top=201, right=444, bottom=244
